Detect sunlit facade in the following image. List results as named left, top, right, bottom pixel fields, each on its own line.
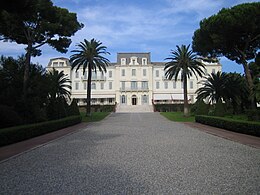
left=47, top=53, right=221, bottom=106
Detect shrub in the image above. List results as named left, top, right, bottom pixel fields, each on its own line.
left=68, top=99, right=80, bottom=116
left=0, top=105, right=23, bottom=128
left=213, top=101, right=226, bottom=117
left=195, top=115, right=260, bottom=137
left=191, top=100, right=209, bottom=115
left=154, top=104, right=185, bottom=112
left=246, top=109, right=260, bottom=121
left=0, top=115, right=82, bottom=146
left=46, top=99, right=69, bottom=120
left=79, top=105, right=116, bottom=113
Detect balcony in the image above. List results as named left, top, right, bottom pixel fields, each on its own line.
left=162, top=76, right=181, bottom=80
left=120, top=87, right=149, bottom=92
left=81, top=76, right=106, bottom=81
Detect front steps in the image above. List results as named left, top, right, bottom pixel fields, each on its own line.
left=116, top=104, right=154, bottom=113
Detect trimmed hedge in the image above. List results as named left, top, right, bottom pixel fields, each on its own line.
left=154, top=104, right=186, bottom=112
left=195, top=115, right=260, bottom=137
left=79, top=105, right=116, bottom=112
left=0, top=115, right=82, bottom=147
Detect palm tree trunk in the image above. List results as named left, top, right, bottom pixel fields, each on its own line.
left=183, top=76, right=189, bottom=117
left=86, top=64, right=92, bottom=116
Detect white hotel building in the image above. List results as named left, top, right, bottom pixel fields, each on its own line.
left=47, top=53, right=221, bottom=107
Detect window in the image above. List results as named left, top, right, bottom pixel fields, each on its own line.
left=121, top=58, right=126, bottom=65
left=53, top=62, right=58, bottom=66
left=132, top=69, right=136, bottom=76
left=121, top=69, right=125, bottom=76
left=84, top=82, right=87, bottom=90
left=109, top=71, right=112, bottom=78
left=212, top=69, right=215, bottom=74
left=164, top=82, right=168, bottom=89
left=156, top=70, right=159, bottom=77
left=143, top=69, right=147, bottom=76
left=190, top=81, right=193, bottom=89
left=92, top=72, right=97, bottom=79
left=156, top=81, right=160, bottom=89
left=91, top=98, right=97, bottom=104
left=173, top=81, right=176, bottom=89
left=142, top=95, right=148, bottom=104
left=100, top=98, right=104, bottom=103
left=100, top=83, right=104, bottom=90
left=75, top=82, right=79, bottom=90
left=109, top=82, right=112, bottom=89
left=142, top=58, right=147, bottom=65
left=142, top=81, right=148, bottom=89
left=75, top=71, right=79, bottom=78
left=59, top=62, right=64, bottom=66
left=130, top=56, right=139, bottom=65
left=84, top=72, right=87, bottom=79
left=190, top=95, right=194, bottom=103
left=121, top=95, right=126, bottom=104
left=108, top=98, right=113, bottom=103
left=121, top=81, right=125, bottom=90
left=91, top=83, right=96, bottom=89
left=131, top=81, right=137, bottom=89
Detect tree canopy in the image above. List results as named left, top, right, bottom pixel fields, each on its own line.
left=164, top=45, right=205, bottom=116
left=0, top=0, right=83, bottom=95
left=70, top=39, right=110, bottom=116
left=192, top=2, right=260, bottom=108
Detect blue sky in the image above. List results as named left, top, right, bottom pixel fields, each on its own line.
left=0, top=0, right=256, bottom=73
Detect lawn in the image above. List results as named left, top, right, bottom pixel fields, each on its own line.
left=160, top=112, right=195, bottom=122
left=80, top=112, right=110, bottom=122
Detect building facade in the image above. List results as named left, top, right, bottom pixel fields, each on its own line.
left=47, top=53, right=222, bottom=106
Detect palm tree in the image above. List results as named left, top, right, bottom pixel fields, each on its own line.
left=196, top=71, right=227, bottom=104
left=164, top=45, right=205, bottom=117
left=70, top=39, right=110, bottom=116
left=47, top=68, right=71, bottom=101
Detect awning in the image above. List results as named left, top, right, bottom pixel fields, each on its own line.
left=71, top=94, right=115, bottom=99
left=91, top=94, right=115, bottom=99
left=153, top=94, right=184, bottom=100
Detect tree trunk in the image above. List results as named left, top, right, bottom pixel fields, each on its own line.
left=183, top=76, right=189, bottom=117
left=86, top=64, right=92, bottom=116
left=242, top=62, right=256, bottom=109
left=23, top=43, right=32, bottom=99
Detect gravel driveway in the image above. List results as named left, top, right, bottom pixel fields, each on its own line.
left=0, top=113, right=259, bottom=194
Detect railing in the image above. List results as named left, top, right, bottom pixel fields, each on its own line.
left=120, top=87, right=149, bottom=92
left=162, top=76, right=181, bottom=80
left=81, top=76, right=106, bottom=81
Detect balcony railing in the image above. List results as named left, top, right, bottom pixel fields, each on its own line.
left=162, top=76, right=181, bottom=80
left=120, top=87, right=149, bottom=92
left=81, top=76, right=106, bottom=81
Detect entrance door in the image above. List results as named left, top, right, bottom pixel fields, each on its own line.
left=132, top=95, right=137, bottom=105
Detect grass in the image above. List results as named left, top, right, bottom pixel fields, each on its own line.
left=161, top=112, right=195, bottom=122
left=80, top=112, right=110, bottom=122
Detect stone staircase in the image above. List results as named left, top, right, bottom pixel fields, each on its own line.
left=116, top=104, right=154, bottom=113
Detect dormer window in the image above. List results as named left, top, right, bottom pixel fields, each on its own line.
left=142, top=58, right=147, bottom=65
left=59, top=62, right=64, bottom=66
left=121, top=58, right=126, bottom=65
left=53, top=62, right=58, bottom=66
left=130, top=56, right=139, bottom=65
